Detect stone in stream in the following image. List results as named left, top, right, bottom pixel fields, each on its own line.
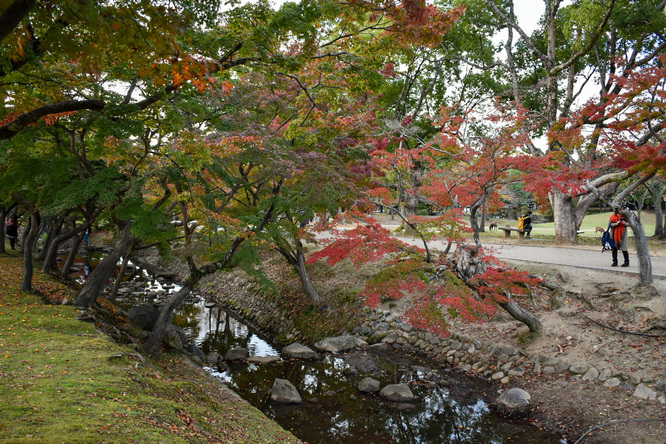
left=282, top=343, right=318, bottom=359
left=270, top=378, right=302, bottom=404
left=358, top=377, right=381, bottom=393
left=225, top=347, right=248, bottom=361
left=185, top=343, right=206, bottom=363
left=207, top=352, right=222, bottom=365
left=493, top=388, right=531, bottom=418
left=379, top=383, right=415, bottom=402
left=314, top=335, right=368, bottom=353
left=247, top=356, right=281, bottom=364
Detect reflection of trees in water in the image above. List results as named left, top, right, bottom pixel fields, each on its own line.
left=174, top=304, right=202, bottom=339
left=194, top=308, right=258, bottom=356
left=385, top=387, right=504, bottom=444
left=184, top=307, right=558, bottom=443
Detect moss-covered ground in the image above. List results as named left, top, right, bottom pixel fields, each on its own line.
left=0, top=251, right=300, bottom=444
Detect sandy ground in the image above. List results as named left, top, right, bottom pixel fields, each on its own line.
left=448, top=260, right=666, bottom=444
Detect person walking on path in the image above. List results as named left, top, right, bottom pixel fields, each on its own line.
left=609, top=207, right=629, bottom=267
left=6, top=216, right=18, bottom=250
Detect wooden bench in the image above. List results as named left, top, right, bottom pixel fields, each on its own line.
left=498, top=227, right=527, bottom=239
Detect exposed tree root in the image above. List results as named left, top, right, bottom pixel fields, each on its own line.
left=582, top=314, right=666, bottom=338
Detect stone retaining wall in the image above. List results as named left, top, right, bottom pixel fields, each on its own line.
left=198, top=270, right=306, bottom=344
left=198, top=270, right=666, bottom=404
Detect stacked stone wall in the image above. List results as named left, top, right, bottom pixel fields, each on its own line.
left=198, top=270, right=666, bottom=404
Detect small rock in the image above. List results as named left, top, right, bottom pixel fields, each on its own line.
left=314, top=335, right=368, bottom=353
left=379, top=384, right=415, bottom=402
left=582, top=367, right=599, bottom=382
left=633, top=383, right=658, bottom=401
left=246, top=356, right=281, bottom=364
left=509, top=367, right=525, bottom=377
left=604, top=377, right=621, bottom=388
left=358, top=377, right=381, bottom=393
left=491, top=372, right=505, bottom=380
left=569, top=363, right=589, bottom=375
left=270, top=378, right=302, bottom=404
left=282, top=343, right=318, bottom=359
left=225, top=347, right=248, bottom=361
left=494, top=388, right=531, bottom=418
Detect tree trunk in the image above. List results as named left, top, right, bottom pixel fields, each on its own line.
left=76, top=223, right=132, bottom=307
left=401, top=164, right=424, bottom=217
left=626, top=212, right=652, bottom=286
left=61, top=233, right=84, bottom=279
left=0, top=207, right=5, bottom=255
left=549, top=190, right=579, bottom=245
left=450, top=244, right=542, bottom=332
left=499, top=298, right=543, bottom=333
left=293, top=248, right=321, bottom=305
left=21, top=211, right=41, bottom=292
left=277, top=240, right=322, bottom=306
left=39, top=217, right=63, bottom=261
left=42, top=222, right=89, bottom=274
left=143, top=283, right=194, bottom=355
left=109, top=254, right=131, bottom=301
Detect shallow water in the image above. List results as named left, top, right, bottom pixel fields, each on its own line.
left=177, top=302, right=565, bottom=444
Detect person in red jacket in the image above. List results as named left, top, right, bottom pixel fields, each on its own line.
left=609, top=207, right=629, bottom=267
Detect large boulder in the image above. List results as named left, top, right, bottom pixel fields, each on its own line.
left=207, top=352, right=222, bottom=365
left=128, top=303, right=158, bottom=330
left=314, top=335, right=368, bottom=353
left=270, top=378, right=302, bottom=404
left=163, top=324, right=188, bottom=350
left=282, top=343, right=318, bottom=359
left=494, top=388, right=531, bottom=418
left=379, top=383, right=415, bottom=402
left=185, top=343, right=206, bottom=363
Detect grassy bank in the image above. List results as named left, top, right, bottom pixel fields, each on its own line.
left=0, top=252, right=300, bottom=444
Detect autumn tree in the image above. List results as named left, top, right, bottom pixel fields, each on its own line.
left=308, top=212, right=543, bottom=334
left=457, top=0, right=666, bottom=246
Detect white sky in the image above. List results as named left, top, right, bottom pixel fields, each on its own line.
left=512, top=0, right=546, bottom=36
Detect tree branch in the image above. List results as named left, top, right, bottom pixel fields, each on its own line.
left=0, top=0, right=37, bottom=42
left=0, top=99, right=105, bottom=139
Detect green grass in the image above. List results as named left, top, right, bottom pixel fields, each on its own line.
left=488, top=211, right=659, bottom=238
left=0, top=253, right=300, bottom=444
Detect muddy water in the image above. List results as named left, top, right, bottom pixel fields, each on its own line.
left=177, top=302, right=565, bottom=444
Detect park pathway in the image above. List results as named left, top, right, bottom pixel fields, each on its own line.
left=396, top=236, right=666, bottom=279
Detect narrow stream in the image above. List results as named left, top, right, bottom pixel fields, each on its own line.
left=176, top=301, right=565, bottom=444
left=65, top=251, right=564, bottom=443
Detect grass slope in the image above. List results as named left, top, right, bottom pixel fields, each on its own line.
left=0, top=252, right=300, bottom=444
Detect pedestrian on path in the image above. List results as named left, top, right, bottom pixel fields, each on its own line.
left=609, top=207, right=629, bottom=267
left=6, top=215, right=18, bottom=250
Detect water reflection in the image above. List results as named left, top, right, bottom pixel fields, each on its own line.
left=177, top=302, right=564, bottom=444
